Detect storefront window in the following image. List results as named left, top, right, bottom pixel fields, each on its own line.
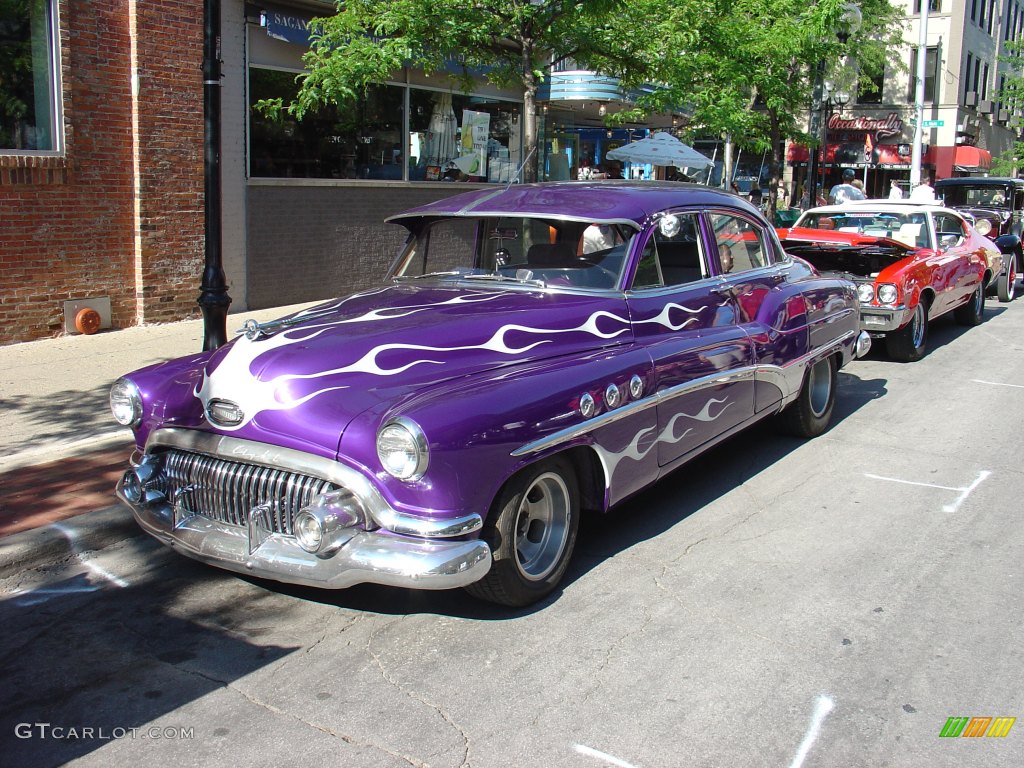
left=0, top=0, right=60, bottom=152
left=408, top=89, right=521, bottom=182
left=249, top=68, right=404, bottom=179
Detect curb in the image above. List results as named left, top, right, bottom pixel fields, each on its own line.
left=0, top=505, right=141, bottom=580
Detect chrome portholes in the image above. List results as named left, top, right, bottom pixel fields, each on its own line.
left=605, top=383, right=621, bottom=409
left=579, top=392, right=596, bottom=418
left=629, top=375, right=644, bottom=399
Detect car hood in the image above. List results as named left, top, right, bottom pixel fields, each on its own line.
left=777, top=227, right=918, bottom=280
left=192, top=283, right=632, bottom=456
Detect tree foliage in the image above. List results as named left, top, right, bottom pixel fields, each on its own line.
left=280, top=0, right=635, bottom=181
left=993, top=40, right=1024, bottom=176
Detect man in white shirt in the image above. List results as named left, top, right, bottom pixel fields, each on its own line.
left=909, top=176, right=935, bottom=203
left=829, top=168, right=866, bottom=204
left=888, top=180, right=903, bottom=199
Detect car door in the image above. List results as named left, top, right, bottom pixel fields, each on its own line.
left=704, top=209, right=794, bottom=413
left=931, top=211, right=978, bottom=309
left=624, top=210, right=755, bottom=468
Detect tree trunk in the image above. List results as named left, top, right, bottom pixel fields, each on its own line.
left=521, top=43, right=538, bottom=183
left=765, top=111, right=784, bottom=222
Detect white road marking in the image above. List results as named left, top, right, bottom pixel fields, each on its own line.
left=972, top=379, right=1024, bottom=389
left=11, top=585, right=101, bottom=607
left=52, top=522, right=130, bottom=588
left=574, top=744, right=640, bottom=768
left=864, top=471, right=991, bottom=513
left=789, top=695, right=834, bottom=768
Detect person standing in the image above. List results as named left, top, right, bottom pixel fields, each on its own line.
left=828, top=168, right=866, bottom=204
left=888, top=179, right=903, bottom=199
left=909, top=176, right=935, bottom=202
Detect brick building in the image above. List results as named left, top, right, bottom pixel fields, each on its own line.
left=1, top=0, right=206, bottom=345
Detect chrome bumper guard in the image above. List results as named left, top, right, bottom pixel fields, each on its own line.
left=860, top=305, right=909, bottom=334
left=118, top=429, right=491, bottom=591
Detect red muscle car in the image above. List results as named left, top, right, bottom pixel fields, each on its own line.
left=777, top=201, right=1003, bottom=362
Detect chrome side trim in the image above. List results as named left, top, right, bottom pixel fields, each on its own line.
left=143, top=429, right=482, bottom=538
left=511, top=330, right=856, bottom=458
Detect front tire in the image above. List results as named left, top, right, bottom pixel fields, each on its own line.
left=954, top=284, right=985, bottom=326
left=886, top=302, right=928, bottom=362
left=465, top=457, right=580, bottom=607
left=778, top=355, right=837, bottom=438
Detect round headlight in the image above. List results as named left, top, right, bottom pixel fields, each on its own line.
left=877, top=284, right=898, bottom=305
left=975, top=218, right=993, bottom=236
left=857, top=283, right=875, bottom=304
left=376, top=418, right=428, bottom=481
left=110, top=378, right=143, bottom=427
left=293, top=510, right=323, bottom=553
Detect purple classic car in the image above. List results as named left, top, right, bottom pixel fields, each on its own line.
left=111, top=182, right=869, bottom=606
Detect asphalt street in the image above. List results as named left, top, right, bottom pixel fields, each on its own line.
left=1, top=297, right=1023, bottom=767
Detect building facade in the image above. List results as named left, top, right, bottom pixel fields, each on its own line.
left=789, top=0, right=1023, bottom=200
left=1, top=0, right=206, bottom=345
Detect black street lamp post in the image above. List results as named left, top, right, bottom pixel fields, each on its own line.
left=199, top=0, right=231, bottom=350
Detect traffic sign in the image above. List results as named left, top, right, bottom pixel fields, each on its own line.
left=921, top=119, right=945, bottom=127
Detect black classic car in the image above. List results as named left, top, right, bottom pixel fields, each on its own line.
left=935, top=177, right=1024, bottom=301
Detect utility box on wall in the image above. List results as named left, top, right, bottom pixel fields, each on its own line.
left=64, top=297, right=112, bottom=335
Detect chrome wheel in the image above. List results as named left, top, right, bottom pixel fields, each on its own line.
left=910, top=304, right=926, bottom=348
left=514, top=472, right=571, bottom=581
left=807, top=357, right=833, bottom=418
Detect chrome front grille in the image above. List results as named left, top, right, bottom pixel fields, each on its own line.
left=157, top=449, right=339, bottom=535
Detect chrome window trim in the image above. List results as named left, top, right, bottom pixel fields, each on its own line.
left=143, top=428, right=481, bottom=538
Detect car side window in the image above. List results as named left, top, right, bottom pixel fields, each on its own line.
left=708, top=213, right=771, bottom=274
left=630, top=213, right=706, bottom=290
left=933, top=213, right=966, bottom=247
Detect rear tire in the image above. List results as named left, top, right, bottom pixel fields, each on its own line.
left=998, top=257, right=1017, bottom=302
left=464, top=457, right=579, bottom=607
left=954, top=284, right=985, bottom=326
left=886, top=302, right=928, bottom=362
left=778, top=355, right=836, bottom=438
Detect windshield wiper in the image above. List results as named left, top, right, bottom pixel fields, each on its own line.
left=461, top=271, right=547, bottom=287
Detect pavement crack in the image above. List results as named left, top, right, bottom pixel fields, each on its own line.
left=366, top=618, right=472, bottom=768
left=170, top=660, right=428, bottom=767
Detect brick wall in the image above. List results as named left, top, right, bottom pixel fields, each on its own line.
left=245, top=183, right=480, bottom=309
left=0, top=0, right=204, bottom=345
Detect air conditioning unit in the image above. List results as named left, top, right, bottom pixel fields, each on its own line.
left=978, top=99, right=994, bottom=114
left=997, top=109, right=1010, bottom=123
left=964, top=91, right=979, bottom=107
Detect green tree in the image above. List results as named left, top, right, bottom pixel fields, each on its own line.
left=993, top=40, right=1024, bottom=176
left=607, top=0, right=904, bottom=215
left=277, top=0, right=637, bottom=182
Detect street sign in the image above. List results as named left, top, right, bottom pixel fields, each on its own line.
left=921, top=119, right=945, bottom=127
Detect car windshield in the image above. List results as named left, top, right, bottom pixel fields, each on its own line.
left=798, top=210, right=930, bottom=249
left=938, top=185, right=1011, bottom=209
left=391, top=216, right=637, bottom=290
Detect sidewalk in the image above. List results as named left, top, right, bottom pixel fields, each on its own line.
left=0, top=301, right=321, bottom=539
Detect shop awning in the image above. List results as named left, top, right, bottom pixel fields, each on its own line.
left=923, top=145, right=992, bottom=174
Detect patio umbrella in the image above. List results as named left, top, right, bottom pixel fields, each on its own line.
left=606, top=132, right=714, bottom=170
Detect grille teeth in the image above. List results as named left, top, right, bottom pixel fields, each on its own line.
left=159, top=449, right=338, bottom=535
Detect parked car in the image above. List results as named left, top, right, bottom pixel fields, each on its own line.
left=112, top=182, right=868, bottom=607
left=778, top=200, right=1002, bottom=362
left=935, top=176, right=1024, bottom=300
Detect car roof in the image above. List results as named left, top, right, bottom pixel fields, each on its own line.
left=386, top=181, right=759, bottom=229
left=935, top=177, right=1024, bottom=188
left=800, top=200, right=958, bottom=216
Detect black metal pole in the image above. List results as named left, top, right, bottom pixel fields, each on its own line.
left=199, top=0, right=231, bottom=350
left=805, top=59, right=825, bottom=209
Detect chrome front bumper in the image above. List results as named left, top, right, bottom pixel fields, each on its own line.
left=117, top=428, right=492, bottom=591
left=121, top=479, right=491, bottom=590
left=860, top=305, right=910, bottom=334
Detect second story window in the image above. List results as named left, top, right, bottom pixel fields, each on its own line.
left=908, top=47, right=939, bottom=103
left=0, top=0, right=62, bottom=153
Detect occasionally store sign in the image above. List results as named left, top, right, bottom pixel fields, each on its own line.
left=826, top=112, right=904, bottom=140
